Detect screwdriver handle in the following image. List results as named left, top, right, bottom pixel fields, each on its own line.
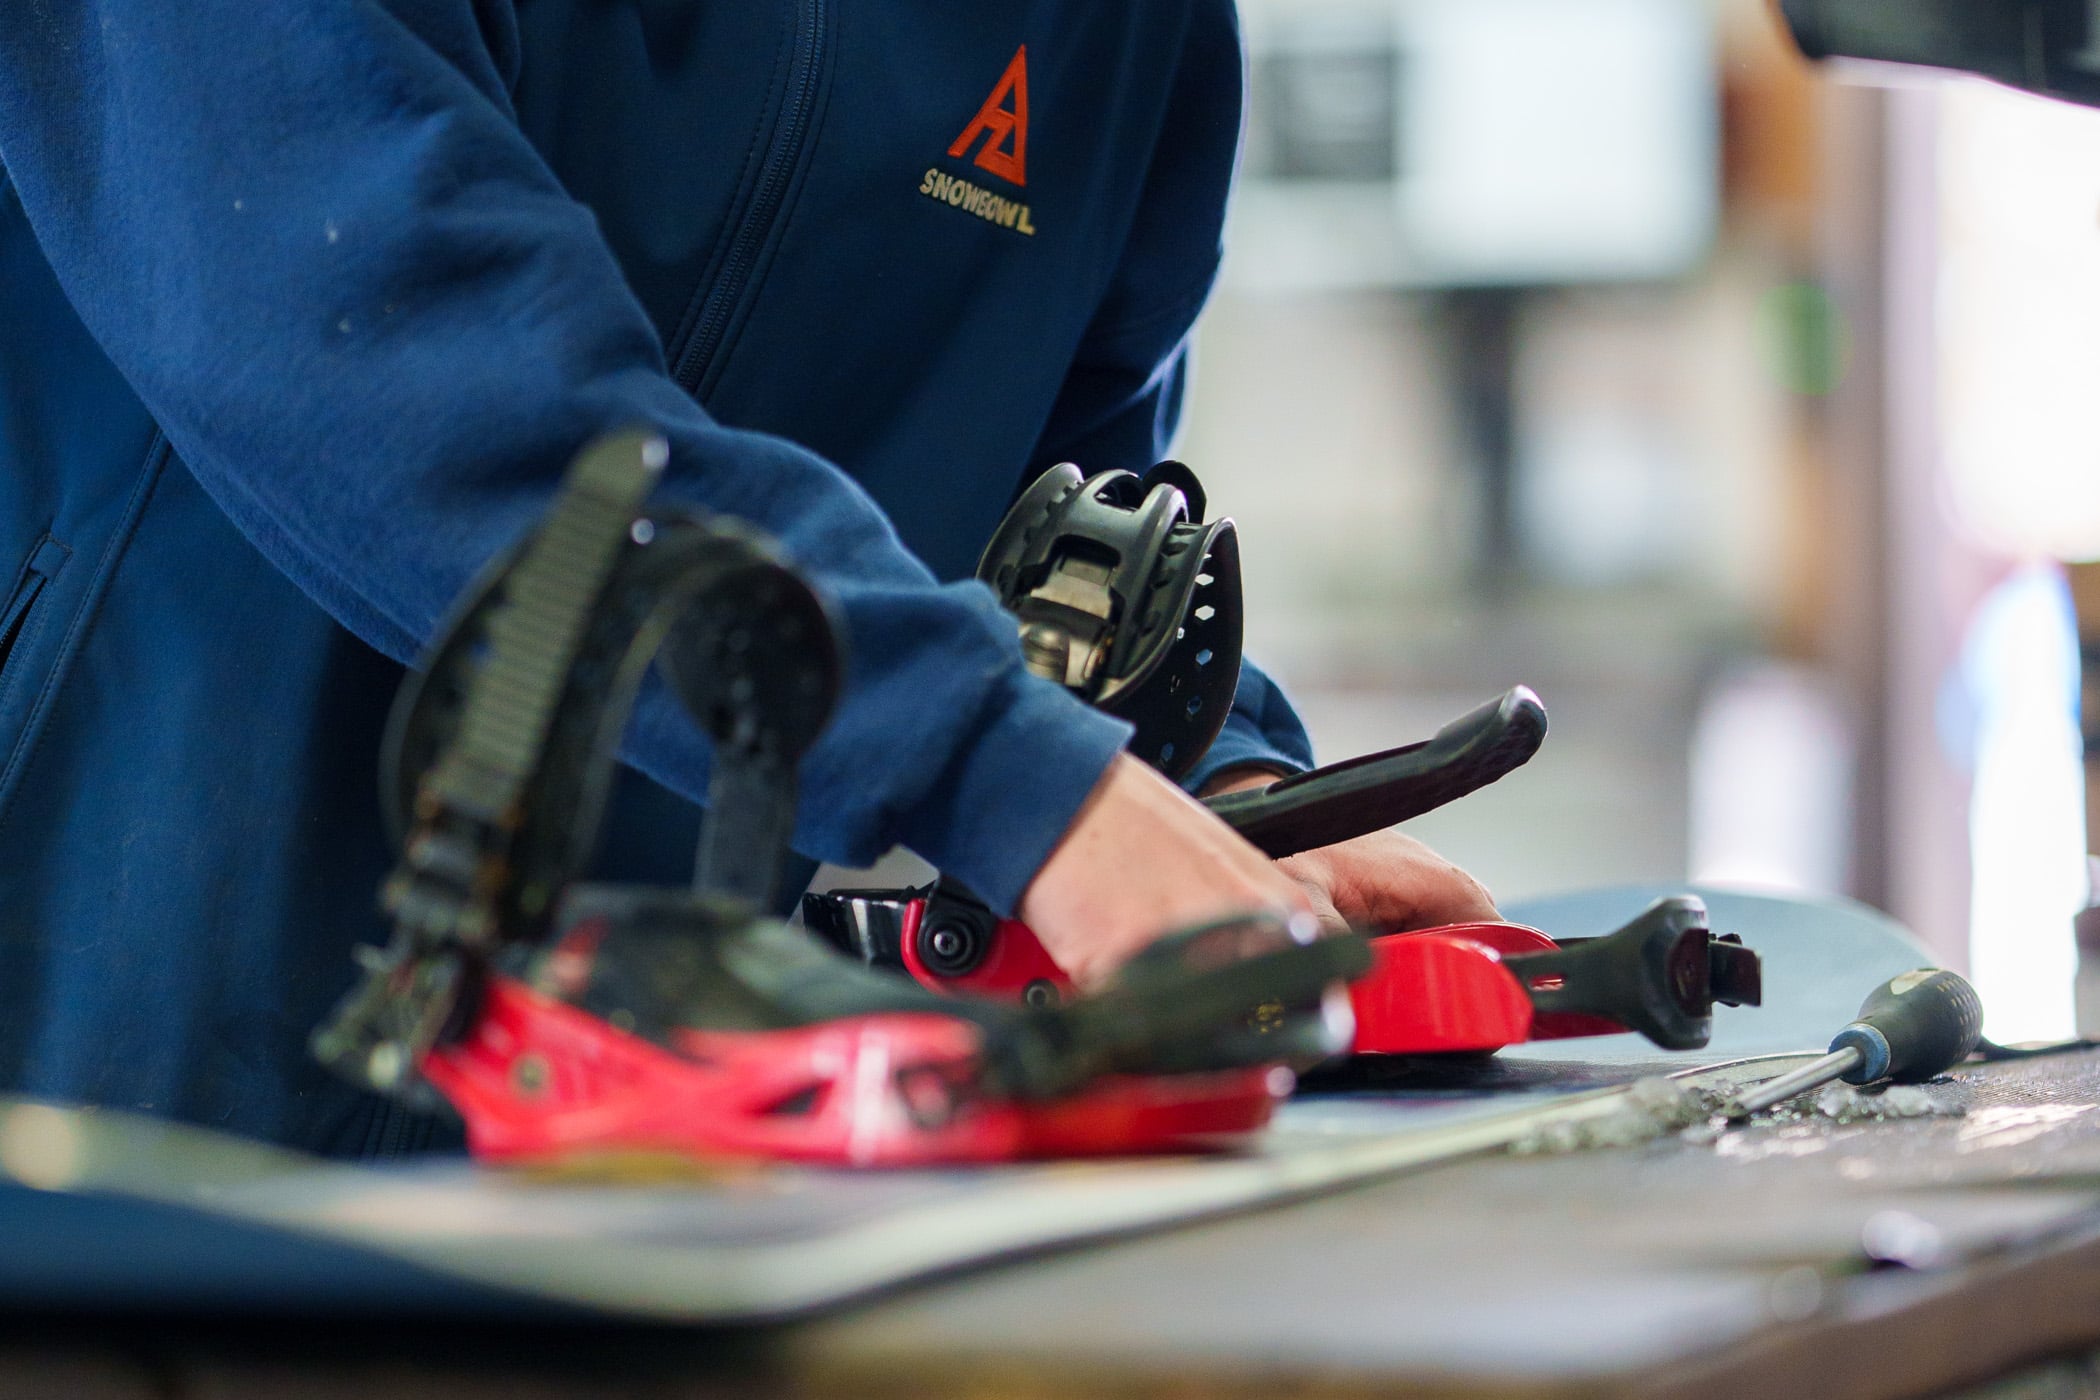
left=1831, top=969, right=1984, bottom=1084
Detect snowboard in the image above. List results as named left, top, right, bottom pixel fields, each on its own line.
left=0, top=886, right=1931, bottom=1322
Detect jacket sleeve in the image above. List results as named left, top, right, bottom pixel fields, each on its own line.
left=1025, top=0, right=1316, bottom=793
left=0, top=0, right=1132, bottom=915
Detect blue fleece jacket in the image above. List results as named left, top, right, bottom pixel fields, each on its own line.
left=0, top=0, right=1313, bottom=1153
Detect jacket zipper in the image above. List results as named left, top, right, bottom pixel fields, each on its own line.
left=672, top=0, right=828, bottom=396
left=0, top=538, right=67, bottom=683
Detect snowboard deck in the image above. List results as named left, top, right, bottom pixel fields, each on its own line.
left=0, top=887, right=1932, bottom=1323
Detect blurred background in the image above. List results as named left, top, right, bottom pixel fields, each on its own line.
left=1184, top=0, right=2100, bottom=1041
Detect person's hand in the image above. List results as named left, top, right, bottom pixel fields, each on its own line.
left=1017, top=754, right=1316, bottom=990
left=1202, top=768, right=1499, bottom=937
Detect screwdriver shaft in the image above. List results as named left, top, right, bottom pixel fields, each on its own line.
left=1724, top=1046, right=1863, bottom=1120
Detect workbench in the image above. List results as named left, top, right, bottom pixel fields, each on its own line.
left=5, top=1046, right=2100, bottom=1400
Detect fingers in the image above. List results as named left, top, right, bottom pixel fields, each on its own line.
left=1399, top=842, right=1499, bottom=926
left=1414, top=870, right=1501, bottom=928
left=1282, top=871, right=1351, bottom=939
left=1279, top=832, right=1499, bottom=934
left=1015, top=756, right=1503, bottom=992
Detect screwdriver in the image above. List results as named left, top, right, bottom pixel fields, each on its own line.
left=1715, top=969, right=1984, bottom=1124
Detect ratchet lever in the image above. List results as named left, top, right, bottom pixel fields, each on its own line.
left=990, top=918, right=1373, bottom=1099
left=1202, top=687, right=1548, bottom=859
left=1501, top=896, right=1763, bottom=1051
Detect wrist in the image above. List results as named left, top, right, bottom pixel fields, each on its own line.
left=892, top=670, right=1132, bottom=917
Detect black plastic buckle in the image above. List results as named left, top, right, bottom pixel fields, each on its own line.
left=1501, top=896, right=1764, bottom=1051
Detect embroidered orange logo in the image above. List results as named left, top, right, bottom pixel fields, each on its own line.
left=949, top=45, right=1029, bottom=187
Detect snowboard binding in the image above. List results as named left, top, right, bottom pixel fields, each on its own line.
left=312, top=433, right=1366, bottom=1166
left=979, top=460, right=1239, bottom=780
left=808, top=461, right=1763, bottom=1059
